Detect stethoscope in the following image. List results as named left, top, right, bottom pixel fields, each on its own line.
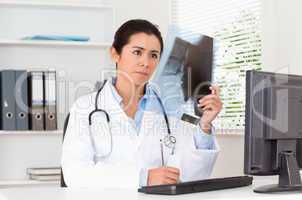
left=88, top=79, right=176, bottom=159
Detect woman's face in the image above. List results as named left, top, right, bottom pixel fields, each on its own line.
left=111, top=32, right=161, bottom=87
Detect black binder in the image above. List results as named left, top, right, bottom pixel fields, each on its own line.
left=15, top=70, right=29, bottom=130
left=0, top=70, right=16, bottom=130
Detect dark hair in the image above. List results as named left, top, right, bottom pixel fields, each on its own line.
left=112, top=19, right=164, bottom=55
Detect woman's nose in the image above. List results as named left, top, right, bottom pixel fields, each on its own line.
left=139, top=54, right=149, bottom=68
left=140, top=62, right=148, bottom=68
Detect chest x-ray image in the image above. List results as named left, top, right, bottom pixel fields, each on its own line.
left=151, top=26, right=216, bottom=117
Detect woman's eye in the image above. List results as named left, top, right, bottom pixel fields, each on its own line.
left=152, top=54, right=158, bottom=59
left=133, top=50, right=141, bottom=56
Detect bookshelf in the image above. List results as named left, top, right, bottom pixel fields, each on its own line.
left=0, top=130, right=63, bottom=136
left=0, top=180, right=59, bottom=188
left=0, top=1, right=113, bottom=9
left=0, top=40, right=112, bottom=48
left=0, top=0, right=115, bottom=187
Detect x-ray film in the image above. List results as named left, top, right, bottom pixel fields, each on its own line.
left=151, top=26, right=217, bottom=117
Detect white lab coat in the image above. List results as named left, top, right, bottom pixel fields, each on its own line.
left=61, top=81, right=220, bottom=188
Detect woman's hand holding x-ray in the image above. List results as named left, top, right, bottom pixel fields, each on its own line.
left=198, top=86, right=223, bottom=134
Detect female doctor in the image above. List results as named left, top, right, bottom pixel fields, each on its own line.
left=61, top=19, right=222, bottom=188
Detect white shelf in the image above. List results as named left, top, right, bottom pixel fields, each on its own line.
left=0, top=1, right=113, bottom=10
left=0, top=39, right=111, bottom=48
left=216, top=129, right=244, bottom=136
left=0, top=179, right=59, bottom=187
left=0, top=130, right=63, bottom=136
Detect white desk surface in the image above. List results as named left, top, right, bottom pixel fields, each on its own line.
left=0, top=177, right=301, bottom=200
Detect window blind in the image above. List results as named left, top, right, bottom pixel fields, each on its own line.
left=171, top=0, right=262, bottom=130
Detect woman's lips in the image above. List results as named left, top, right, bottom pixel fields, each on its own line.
left=135, top=71, right=148, bottom=76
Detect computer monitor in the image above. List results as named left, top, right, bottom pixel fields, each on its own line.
left=244, top=70, right=302, bottom=193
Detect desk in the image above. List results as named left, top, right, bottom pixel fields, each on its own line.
left=0, top=178, right=301, bottom=200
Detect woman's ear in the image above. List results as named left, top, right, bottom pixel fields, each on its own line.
left=110, top=47, right=120, bottom=63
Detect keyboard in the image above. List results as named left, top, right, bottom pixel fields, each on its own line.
left=138, top=176, right=253, bottom=195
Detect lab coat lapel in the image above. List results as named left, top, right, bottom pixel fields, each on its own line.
left=136, top=111, right=169, bottom=167
left=99, top=81, right=138, bottom=135
left=94, top=81, right=139, bottom=163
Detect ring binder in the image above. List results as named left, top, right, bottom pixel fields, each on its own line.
left=15, top=70, right=29, bottom=130
left=0, top=70, right=17, bottom=130
left=44, top=70, right=57, bottom=130
left=28, top=71, right=44, bottom=130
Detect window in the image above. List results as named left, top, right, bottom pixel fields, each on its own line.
left=171, top=0, right=262, bottom=130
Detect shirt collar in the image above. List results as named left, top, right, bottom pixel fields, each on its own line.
left=110, top=77, right=154, bottom=106
left=110, top=77, right=123, bottom=106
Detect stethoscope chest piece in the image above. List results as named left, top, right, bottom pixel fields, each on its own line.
left=163, top=134, right=176, bottom=149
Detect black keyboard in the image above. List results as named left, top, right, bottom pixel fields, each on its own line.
left=138, top=176, right=253, bottom=195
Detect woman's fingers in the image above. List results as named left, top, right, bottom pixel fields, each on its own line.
left=202, top=104, right=215, bottom=111
left=163, top=178, right=178, bottom=185
left=198, top=96, right=220, bottom=107
left=166, top=167, right=180, bottom=174
left=165, top=172, right=179, bottom=181
left=164, top=167, right=180, bottom=183
left=210, top=85, right=220, bottom=96
left=147, top=167, right=180, bottom=186
left=198, top=95, right=216, bottom=106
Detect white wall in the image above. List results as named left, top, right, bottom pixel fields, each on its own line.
left=111, top=0, right=170, bottom=38
left=262, top=0, right=302, bottom=75
left=212, top=134, right=245, bottom=178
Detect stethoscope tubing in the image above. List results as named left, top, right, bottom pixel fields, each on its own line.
left=88, top=80, right=175, bottom=159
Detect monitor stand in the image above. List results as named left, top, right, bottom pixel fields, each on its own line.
left=254, top=151, right=302, bottom=193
